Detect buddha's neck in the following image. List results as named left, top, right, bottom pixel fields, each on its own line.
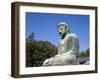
left=61, top=32, right=69, bottom=39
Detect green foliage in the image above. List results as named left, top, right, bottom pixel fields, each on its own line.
left=79, top=49, right=90, bottom=64
left=28, top=32, right=34, bottom=40
left=26, top=32, right=57, bottom=67
left=79, top=48, right=90, bottom=57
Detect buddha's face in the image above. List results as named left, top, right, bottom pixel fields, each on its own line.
left=58, top=25, right=67, bottom=38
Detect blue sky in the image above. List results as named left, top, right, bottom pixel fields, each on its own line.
left=26, top=12, right=89, bottom=51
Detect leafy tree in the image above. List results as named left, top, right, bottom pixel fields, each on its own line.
left=27, top=32, right=34, bottom=41
left=79, top=48, right=89, bottom=57
left=85, top=48, right=89, bottom=56
left=79, top=48, right=90, bottom=64
left=26, top=32, right=57, bottom=67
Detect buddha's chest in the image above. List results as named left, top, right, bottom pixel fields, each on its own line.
left=58, top=38, right=69, bottom=53
left=59, top=40, right=65, bottom=47
left=59, top=37, right=69, bottom=48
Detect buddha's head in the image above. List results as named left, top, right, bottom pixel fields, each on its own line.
left=57, top=22, right=70, bottom=39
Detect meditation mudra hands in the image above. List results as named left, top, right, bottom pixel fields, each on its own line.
left=43, top=22, right=79, bottom=66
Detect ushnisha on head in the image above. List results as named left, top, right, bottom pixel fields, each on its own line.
left=57, top=22, right=70, bottom=39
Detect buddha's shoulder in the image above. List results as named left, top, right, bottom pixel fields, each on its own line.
left=67, top=33, right=78, bottom=39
